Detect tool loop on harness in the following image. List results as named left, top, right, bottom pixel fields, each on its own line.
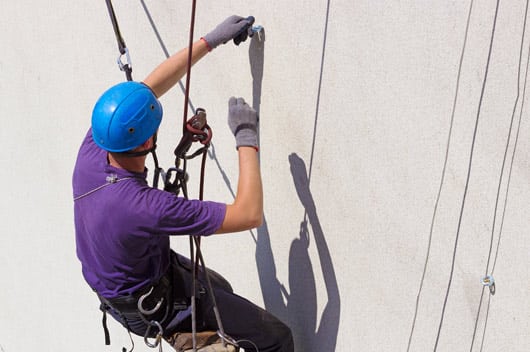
left=481, top=275, right=496, bottom=295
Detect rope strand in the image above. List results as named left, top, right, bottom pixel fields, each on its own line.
left=406, top=1, right=475, bottom=349
left=433, top=1, right=501, bottom=349
left=474, top=2, right=530, bottom=349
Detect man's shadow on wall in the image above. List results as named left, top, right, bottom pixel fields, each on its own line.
left=249, top=25, right=339, bottom=351
left=255, top=154, right=341, bottom=351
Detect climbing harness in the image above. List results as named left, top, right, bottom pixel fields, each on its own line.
left=96, top=270, right=177, bottom=352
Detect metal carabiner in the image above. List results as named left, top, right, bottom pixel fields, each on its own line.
left=117, top=47, right=132, bottom=72
left=138, top=286, right=164, bottom=315
left=217, top=330, right=239, bottom=348
left=144, top=320, right=164, bottom=349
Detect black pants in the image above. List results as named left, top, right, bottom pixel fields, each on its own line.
left=110, top=251, right=293, bottom=352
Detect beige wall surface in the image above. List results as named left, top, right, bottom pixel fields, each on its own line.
left=2, top=1, right=529, bottom=351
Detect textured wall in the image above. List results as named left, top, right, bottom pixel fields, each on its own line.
left=2, top=1, right=530, bottom=351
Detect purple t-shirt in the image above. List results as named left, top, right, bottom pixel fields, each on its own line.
left=72, top=129, right=226, bottom=298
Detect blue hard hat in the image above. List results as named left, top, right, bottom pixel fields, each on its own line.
left=91, top=81, right=163, bottom=152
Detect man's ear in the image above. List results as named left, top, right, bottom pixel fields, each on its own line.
left=141, top=137, right=153, bottom=149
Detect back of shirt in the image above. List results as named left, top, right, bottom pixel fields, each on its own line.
left=72, top=129, right=226, bottom=298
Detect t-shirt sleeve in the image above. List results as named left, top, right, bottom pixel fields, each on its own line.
left=155, top=193, right=227, bottom=236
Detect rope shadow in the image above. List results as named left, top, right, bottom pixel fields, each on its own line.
left=140, top=0, right=196, bottom=113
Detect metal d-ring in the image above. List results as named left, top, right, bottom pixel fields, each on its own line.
left=138, top=286, right=164, bottom=315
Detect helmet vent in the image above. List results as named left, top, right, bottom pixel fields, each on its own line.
left=150, top=104, right=155, bottom=110
left=129, top=127, right=135, bottom=134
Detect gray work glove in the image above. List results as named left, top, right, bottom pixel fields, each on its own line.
left=228, top=97, right=258, bottom=149
left=203, top=15, right=255, bottom=50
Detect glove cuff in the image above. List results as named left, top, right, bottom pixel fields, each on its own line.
left=234, top=123, right=256, bottom=135
left=200, top=37, right=213, bottom=52
left=202, top=32, right=221, bottom=50
left=237, top=145, right=259, bottom=152
left=235, top=128, right=258, bottom=149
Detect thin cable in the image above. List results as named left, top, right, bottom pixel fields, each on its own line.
left=301, top=0, right=331, bottom=246
left=491, top=37, right=530, bottom=276
left=406, top=1, right=474, bottom=350
left=469, top=286, right=486, bottom=351
left=477, top=7, right=530, bottom=351
left=470, top=1, right=530, bottom=348
left=179, top=1, right=200, bottom=350
left=433, top=1, right=501, bottom=349
left=483, top=0, right=529, bottom=277
left=308, top=0, right=331, bottom=183
left=105, top=0, right=127, bottom=54
left=478, top=294, right=492, bottom=352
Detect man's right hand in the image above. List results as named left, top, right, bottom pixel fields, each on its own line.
left=228, top=97, right=258, bottom=150
left=202, top=15, right=255, bottom=50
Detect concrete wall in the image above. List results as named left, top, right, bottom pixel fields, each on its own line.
left=2, top=0, right=530, bottom=351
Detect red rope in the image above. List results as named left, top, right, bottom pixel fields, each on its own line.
left=182, top=0, right=198, bottom=135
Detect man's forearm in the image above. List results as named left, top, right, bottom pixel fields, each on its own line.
left=142, top=39, right=210, bottom=98
left=235, top=146, right=263, bottom=226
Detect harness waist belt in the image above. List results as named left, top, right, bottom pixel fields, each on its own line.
left=99, top=274, right=171, bottom=314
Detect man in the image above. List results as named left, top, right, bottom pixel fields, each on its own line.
left=73, top=15, right=293, bottom=352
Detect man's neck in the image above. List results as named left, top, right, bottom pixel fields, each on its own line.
left=108, top=153, right=146, bottom=173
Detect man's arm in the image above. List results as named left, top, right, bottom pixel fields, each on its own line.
left=216, top=146, right=263, bottom=233
left=142, top=39, right=209, bottom=98
left=142, top=15, right=255, bottom=98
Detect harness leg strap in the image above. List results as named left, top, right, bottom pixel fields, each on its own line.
left=100, top=304, right=111, bottom=345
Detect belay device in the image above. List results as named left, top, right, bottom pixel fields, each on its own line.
left=160, top=108, right=212, bottom=197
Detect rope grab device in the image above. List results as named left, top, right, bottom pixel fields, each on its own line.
left=102, top=1, right=258, bottom=351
